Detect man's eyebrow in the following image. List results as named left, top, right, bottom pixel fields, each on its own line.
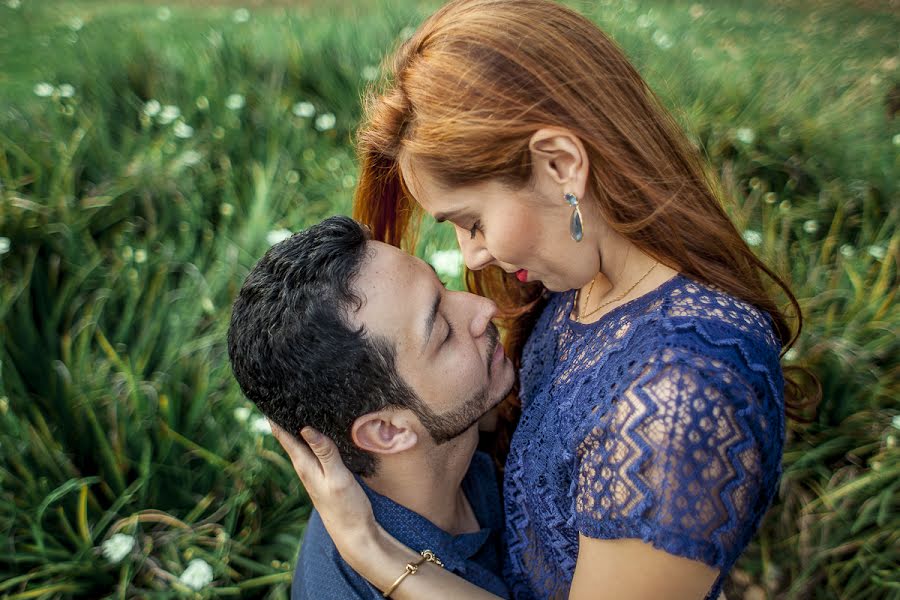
left=422, top=288, right=441, bottom=353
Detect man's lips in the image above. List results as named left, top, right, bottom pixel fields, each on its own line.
left=486, top=323, right=503, bottom=375
left=515, top=269, right=528, bottom=283
left=491, top=338, right=505, bottom=364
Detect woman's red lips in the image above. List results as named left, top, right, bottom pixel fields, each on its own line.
left=515, top=269, right=528, bottom=283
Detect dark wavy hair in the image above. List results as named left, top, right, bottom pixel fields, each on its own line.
left=227, top=215, right=419, bottom=476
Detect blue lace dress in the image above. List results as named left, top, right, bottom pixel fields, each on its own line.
left=502, top=274, right=785, bottom=600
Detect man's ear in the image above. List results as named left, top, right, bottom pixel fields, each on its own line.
left=528, top=127, right=590, bottom=199
left=351, top=410, right=418, bottom=456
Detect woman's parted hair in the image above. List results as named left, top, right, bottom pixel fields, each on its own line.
left=352, top=0, right=815, bottom=430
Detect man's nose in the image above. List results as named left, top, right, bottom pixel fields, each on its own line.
left=468, top=295, right=499, bottom=339
left=456, top=227, right=493, bottom=271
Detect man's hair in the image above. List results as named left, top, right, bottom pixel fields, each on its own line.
left=227, top=215, right=418, bottom=476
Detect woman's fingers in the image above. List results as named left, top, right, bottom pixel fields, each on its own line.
left=269, top=419, right=322, bottom=480
left=300, top=427, right=343, bottom=477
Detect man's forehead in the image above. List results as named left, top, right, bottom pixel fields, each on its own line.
left=364, top=240, right=427, bottom=276
left=351, top=241, right=431, bottom=324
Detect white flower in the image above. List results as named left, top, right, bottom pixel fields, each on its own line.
left=867, top=245, right=886, bottom=260
left=58, top=84, right=75, bottom=98
left=736, top=127, right=755, bottom=144
left=652, top=30, right=673, bottom=49
left=173, top=121, right=194, bottom=139
left=182, top=150, right=203, bottom=166
left=196, top=96, right=209, bottom=110
left=233, top=406, right=251, bottom=423
left=179, top=558, right=214, bottom=590
left=68, top=17, right=84, bottom=31
left=101, top=534, right=134, bottom=564
left=784, top=348, right=798, bottom=361
left=34, top=82, right=55, bottom=97
left=266, top=229, right=292, bottom=246
left=143, top=99, right=161, bottom=117
left=315, top=113, right=336, bottom=131
left=156, top=6, right=171, bottom=21
left=232, top=8, right=250, bottom=23
left=6, top=0, right=21, bottom=8
left=0, top=237, right=10, bottom=255
left=158, top=105, right=180, bottom=125
left=893, top=133, right=900, bottom=147
left=839, top=244, right=855, bottom=259
left=250, top=416, right=272, bottom=435
left=429, top=249, right=463, bottom=279
left=292, top=101, right=315, bottom=118
left=689, top=4, right=705, bottom=19
left=201, top=297, right=215, bottom=314
left=225, top=93, right=245, bottom=110
left=742, top=229, right=762, bottom=247
left=134, top=249, right=147, bottom=264
left=636, top=14, right=653, bottom=28
left=892, top=415, right=900, bottom=431
left=803, top=220, right=819, bottom=234
left=764, top=192, right=777, bottom=204
left=361, top=65, right=379, bottom=81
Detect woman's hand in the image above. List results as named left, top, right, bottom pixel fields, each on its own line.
left=270, top=421, right=505, bottom=599
left=269, top=422, right=378, bottom=566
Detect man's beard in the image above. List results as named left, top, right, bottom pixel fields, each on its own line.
left=410, top=322, right=509, bottom=445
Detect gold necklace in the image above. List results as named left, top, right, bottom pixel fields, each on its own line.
left=575, top=261, right=659, bottom=323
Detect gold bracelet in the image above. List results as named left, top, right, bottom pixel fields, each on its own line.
left=382, top=549, right=444, bottom=598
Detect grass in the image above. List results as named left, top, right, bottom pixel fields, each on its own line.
left=0, top=0, right=897, bottom=598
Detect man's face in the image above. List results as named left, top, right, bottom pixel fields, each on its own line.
left=352, top=242, right=515, bottom=444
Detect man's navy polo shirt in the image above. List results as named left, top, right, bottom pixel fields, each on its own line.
left=291, top=451, right=510, bottom=599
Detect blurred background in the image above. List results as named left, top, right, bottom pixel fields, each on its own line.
left=0, top=0, right=897, bottom=598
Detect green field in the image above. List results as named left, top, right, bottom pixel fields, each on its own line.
left=0, top=0, right=897, bottom=598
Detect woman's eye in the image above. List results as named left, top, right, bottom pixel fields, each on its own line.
left=468, top=220, right=482, bottom=239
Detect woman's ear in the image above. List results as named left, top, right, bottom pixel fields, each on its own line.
left=351, top=410, right=418, bottom=456
left=528, top=127, right=590, bottom=199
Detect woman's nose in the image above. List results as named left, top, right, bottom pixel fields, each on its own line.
left=456, top=227, right=493, bottom=271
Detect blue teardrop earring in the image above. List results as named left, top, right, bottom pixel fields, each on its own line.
left=564, top=193, right=584, bottom=242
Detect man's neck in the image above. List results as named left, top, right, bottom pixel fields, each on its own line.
left=362, top=434, right=479, bottom=535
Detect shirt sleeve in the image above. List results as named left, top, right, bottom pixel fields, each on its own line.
left=292, top=513, right=385, bottom=600
left=574, top=346, right=776, bottom=568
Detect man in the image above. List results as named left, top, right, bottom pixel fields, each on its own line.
left=227, top=216, right=513, bottom=599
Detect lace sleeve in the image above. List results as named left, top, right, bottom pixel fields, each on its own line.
left=574, top=347, right=776, bottom=568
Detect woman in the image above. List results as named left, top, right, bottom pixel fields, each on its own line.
left=273, top=1, right=813, bottom=598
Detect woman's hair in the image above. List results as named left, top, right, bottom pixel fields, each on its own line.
left=352, top=0, right=817, bottom=434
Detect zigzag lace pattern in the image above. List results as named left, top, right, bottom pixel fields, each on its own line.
left=503, top=276, right=785, bottom=600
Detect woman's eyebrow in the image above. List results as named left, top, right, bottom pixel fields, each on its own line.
left=433, top=209, right=463, bottom=224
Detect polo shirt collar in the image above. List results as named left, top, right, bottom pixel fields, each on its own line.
left=358, top=478, right=492, bottom=574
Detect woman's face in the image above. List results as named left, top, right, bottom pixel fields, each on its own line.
left=401, top=158, right=602, bottom=292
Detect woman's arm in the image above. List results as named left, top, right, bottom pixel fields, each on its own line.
left=271, top=423, right=505, bottom=600
left=569, top=535, right=718, bottom=600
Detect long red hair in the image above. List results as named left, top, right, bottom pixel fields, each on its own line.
left=352, top=0, right=816, bottom=441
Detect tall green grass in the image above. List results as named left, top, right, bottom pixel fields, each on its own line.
left=0, top=1, right=897, bottom=598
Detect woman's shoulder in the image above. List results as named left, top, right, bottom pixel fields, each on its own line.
left=659, top=275, right=781, bottom=353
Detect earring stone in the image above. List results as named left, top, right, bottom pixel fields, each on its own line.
left=564, top=192, right=583, bottom=242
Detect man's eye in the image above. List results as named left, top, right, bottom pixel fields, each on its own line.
left=444, top=320, right=454, bottom=343
left=468, top=220, right=482, bottom=239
